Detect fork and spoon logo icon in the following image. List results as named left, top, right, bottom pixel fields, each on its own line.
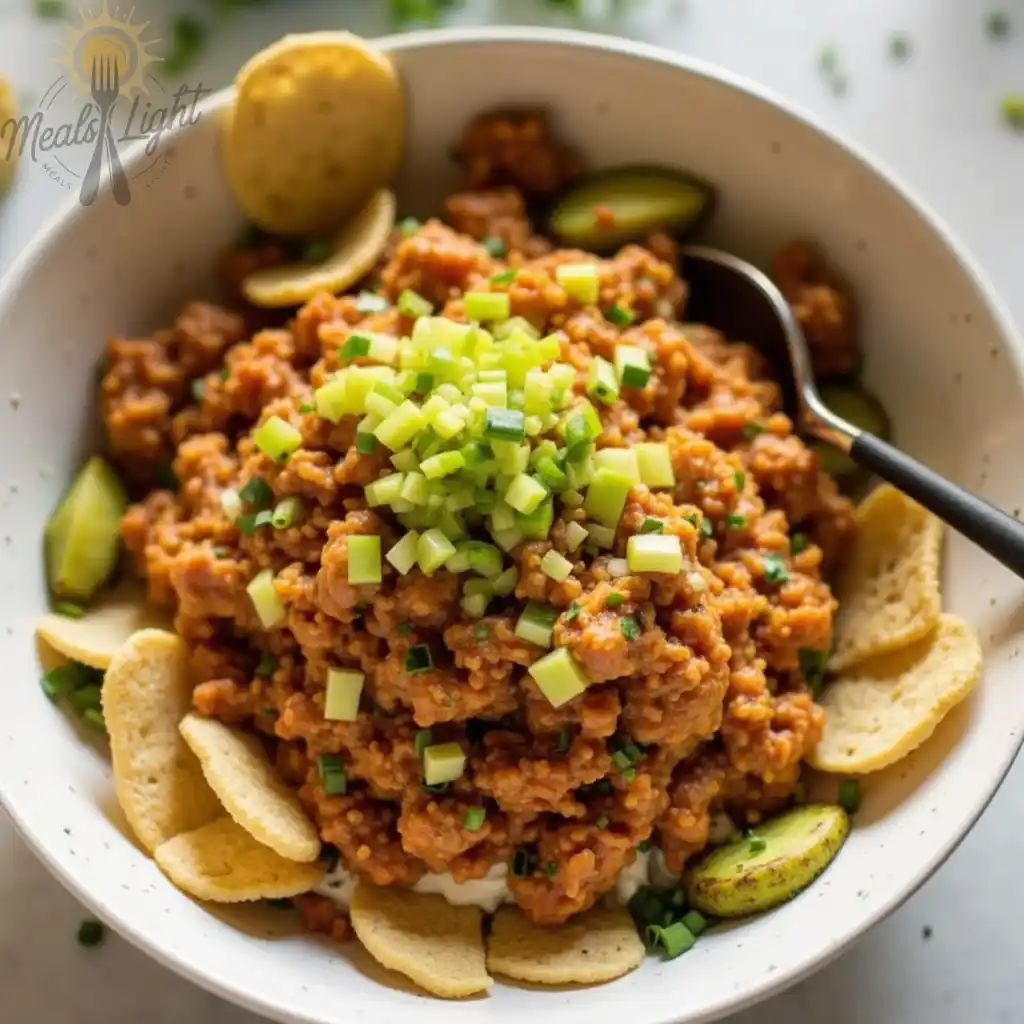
left=81, top=55, right=130, bottom=207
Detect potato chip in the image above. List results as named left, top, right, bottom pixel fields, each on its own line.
left=349, top=881, right=492, bottom=999
left=809, top=614, right=982, bottom=774
left=486, top=903, right=644, bottom=986
left=224, top=31, right=404, bottom=236
left=830, top=485, right=943, bottom=671
left=155, top=817, right=325, bottom=902
left=0, top=76, right=18, bottom=198
left=179, top=712, right=320, bottom=863
left=102, top=629, right=222, bottom=853
left=35, top=582, right=171, bottom=670
left=242, top=189, right=395, bottom=308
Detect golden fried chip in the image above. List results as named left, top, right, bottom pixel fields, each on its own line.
left=224, top=31, right=404, bottom=236
left=179, top=712, right=320, bottom=863
left=0, top=77, right=19, bottom=197
left=486, top=903, right=644, bottom=985
left=242, top=189, right=395, bottom=308
left=35, top=582, right=171, bottom=670
left=349, top=881, right=492, bottom=999
left=154, top=817, right=324, bottom=903
left=809, top=614, right=982, bottom=774
left=102, top=629, right=222, bottom=853
left=830, top=485, right=942, bottom=671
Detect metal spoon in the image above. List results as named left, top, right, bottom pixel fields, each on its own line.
left=680, top=243, right=1024, bottom=578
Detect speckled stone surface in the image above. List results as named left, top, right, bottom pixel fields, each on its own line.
left=2, top=2, right=1023, bottom=1022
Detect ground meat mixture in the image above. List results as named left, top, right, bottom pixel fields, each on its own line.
left=104, top=111, right=855, bottom=931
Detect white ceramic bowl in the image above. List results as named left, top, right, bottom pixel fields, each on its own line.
left=2, top=26, right=1024, bottom=1024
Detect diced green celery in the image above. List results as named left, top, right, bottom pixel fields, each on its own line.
left=548, top=361, right=575, bottom=396
left=435, top=382, right=463, bottom=403
left=434, top=408, right=465, bottom=439
left=614, top=344, right=652, bottom=388
left=347, top=535, right=382, bottom=584
left=563, top=403, right=602, bottom=457
left=529, top=647, right=589, bottom=707
left=344, top=366, right=396, bottom=415
left=415, top=427, right=444, bottom=460
left=367, top=333, right=399, bottom=365
left=417, top=528, right=456, bottom=575
left=465, top=291, right=511, bottom=322
left=339, top=334, right=370, bottom=361
left=536, top=332, right=563, bottom=361
left=474, top=490, right=497, bottom=515
left=397, top=289, right=434, bottom=319
left=463, top=541, right=503, bottom=579
left=540, top=550, right=574, bottom=582
left=556, top=263, right=600, bottom=304
left=492, top=566, right=518, bottom=597
left=565, top=453, right=595, bottom=490
left=534, top=455, right=567, bottom=491
left=493, top=316, right=540, bottom=341
left=246, top=569, right=286, bottom=629
left=502, top=348, right=534, bottom=389
left=254, top=416, right=302, bottom=463
left=315, top=377, right=348, bottom=422
left=444, top=484, right=476, bottom=511
left=524, top=369, right=553, bottom=417
left=324, top=668, right=364, bottom=721
left=396, top=369, right=419, bottom=396
left=364, top=472, right=405, bottom=508
left=515, top=602, right=560, bottom=648
left=445, top=546, right=472, bottom=573
left=635, top=442, right=676, bottom=488
left=365, top=390, right=399, bottom=419
left=478, top=368, right=508, bottom=383
left=461, top=441, right=491, bottom=468
left=421, top=450, right=465, bottom=480
left=587, top=356, right=620, bottom=404
left=505, top=473, right=548, bottom=515
left=423, top=742, right=466, bottom=785
left=584, top=468, right=633, bottom=527
left=565, top=521, right=589, bottom=551
left=386, top=531, right=420, bottom=574
left=562, top=488, right=583, bottom=509
left=400, top=471, right=428, bottom=505
left=472, top=380, right=508, bottom=407
left=391, top=449, right=419, bottom=472
left=594, top=447, right=641, bottom=484
left=461, top=593, right=489, bottom=618
left=491, top=501, right=517, bottom=532
left=588, top=522, right=617, bottom=548
left=391, top=499, right=415, bottom=514
left=607, top=557, right=629, bottom=578
left=508, top=389, right=525, bottom=410
left=524, top=415, right=543, bottom=437
left=375, top=400, right=426, bottom=451
left=412, top=316, right=472, bottom=356
left=464, top=578, right=494, bottom=599
left=627, top=534, right=684, bottom=574
left=493, top=526, right=524, bottom=552
left=518, top=497, right=554, bottom=540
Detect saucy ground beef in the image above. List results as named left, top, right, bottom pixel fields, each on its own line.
left=107, top=112, right=855, bottom=929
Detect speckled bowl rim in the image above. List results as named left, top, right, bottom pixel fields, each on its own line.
left=2, top=25, right=1023, bottom=1024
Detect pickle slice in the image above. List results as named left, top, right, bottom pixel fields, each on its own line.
left=45, top=456, right=127, bottom=601
left=814, top=384, right=891, bottom=478
left=549, top=166, right=715, bottom=251
left=685, top=804, right=850, bottom=918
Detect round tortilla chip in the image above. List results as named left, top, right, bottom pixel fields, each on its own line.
left=830, top=484, right=943, bottom=672
left=224, top=31, right=404, bottom=237
left=808, top=614, right=982, bottom=774
left=35, top=581, right=171, bottom=670
left=0, top=76, right=18, bottom=197
left=102, top=629, right=222, bottom=853
left=154, top=817, right=324, bottom=903
left=349, top=881, right=492, bottom=999
left=486, top=903, right=644, bottom=986
left=242, top=188, right=395, bottom=308
left=179, top=712, right=320, bottom=863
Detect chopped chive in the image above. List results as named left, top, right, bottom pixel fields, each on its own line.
left=155, top=461, right=179, bottom=491
left=474, top=622, right=489, bottom=642
left=303, top=240, right=332, bottom=264
left=163, top=14, right=205, bottom=74
left=637, top=838, right=654, bottom=852
left=511, top=845, right=538, bottom=877
left=606, top=592, right=625, bottom=608
left=544, top=860, right=558, bottom=876
left=621, top=766, right=636, bottom=781
left=605, top=303, right=634, bottom=327
left=355, top=433, right=376, bottom=455
left=790, top=532, right=809, bottom=555
left=987, top=10, right=1010, bottom=39
left=554, top=726, right=571, bottom=755
left=255, top=652, right=277, bottom=677
left=405, top=645, right=433, bottom=674
left=888, top=32, right=911, bottom=61
left=490, top=268, right=517, bottom=285
left=838, top=778, right=861, bottom=814
left=463, top=806, right=486, bottom=830
left=799, top=648, right=829, bottom=695
left=397, top=289, right=434, bottom=319
left=482, top=236, right=506, bottom=257
left=611, top=750, right=632, bottom=771
left=681, top=909, right=709, bottom=936
left=397, top=621, right=412, bottom=636
left=399, top=216, right=422, bottom=237
left=52, top=600, right=86, bottom=619
left=317, top=755, right=347, bottom=796
left=414, top=729, right=433, bottom=757
left=483, top=406, right=525, bottom=442
left=1000, top=93, right=1024, bottom=128
left=818, top=43, right=839, bottom=73
left=219, top=366, right=230, bottom=381
left=271, top=496, right=305, bottom=530
left=563, top=600, right=582, bottom=623
left=76, top=919, right=105, bottom=947
left=762, top=552, right=790, bottom=584
left=733, top=470, right=746, bottom=492
left=748, top=835, right=767, bottom=854
left=340, top=334, right=372, bottom=361
left=595, top=813, right=610, bottom=829
left=639, top=517, right=664, bottom=534
left=620, top=616, right=640, bottom=641
left=298, top=401, right=316, bottom=414
left=213, top=545, right=231, bottom=558
left=239, top=477, right=273, bottom=507
left=700, top=518, right=714, bottom=540
left=741, top=421, right=765, bottom=439
left=726, top=513, right=747, bottom=528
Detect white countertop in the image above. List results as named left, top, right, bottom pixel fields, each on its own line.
left=2, top=1, right=1023, bottom=1021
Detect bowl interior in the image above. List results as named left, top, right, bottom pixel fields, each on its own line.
left=2, top=28, right=1024, bottom=1024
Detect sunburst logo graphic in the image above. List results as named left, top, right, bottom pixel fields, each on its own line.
left=53, top=1, right=162, bottom=100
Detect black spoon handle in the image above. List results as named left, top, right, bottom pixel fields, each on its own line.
left=851, top=432, right=1024, bottom=578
